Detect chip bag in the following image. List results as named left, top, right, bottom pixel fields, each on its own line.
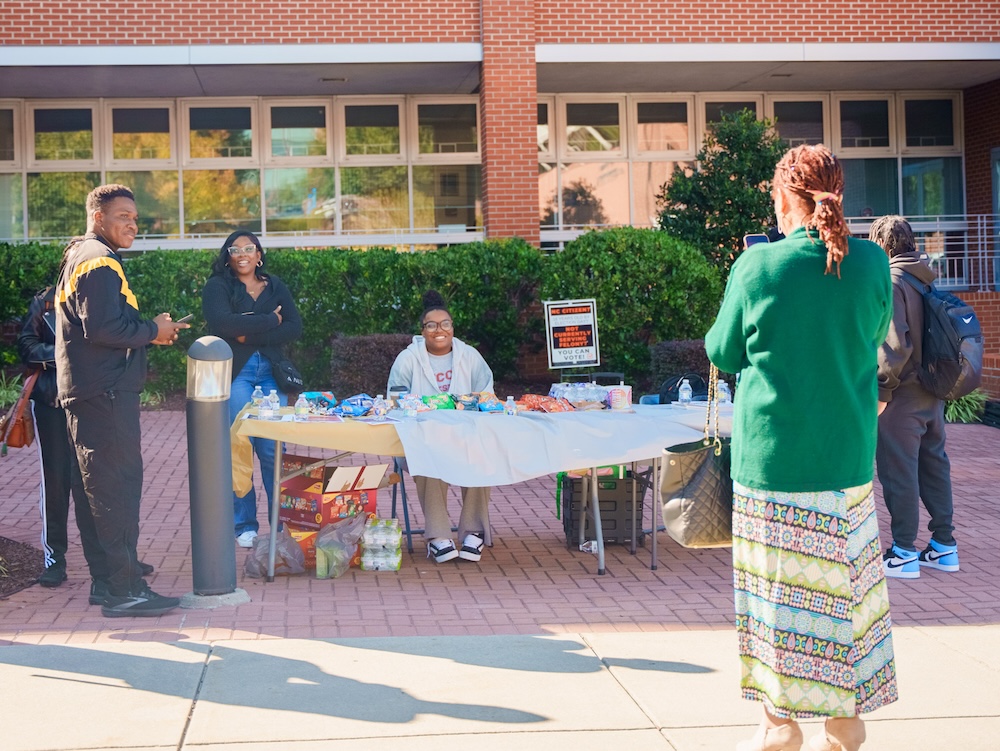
left=422, top=393, right=455, bottom=410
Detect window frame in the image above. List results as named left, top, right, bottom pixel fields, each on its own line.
left=0, top=99, right=23, bottom=168
left=27, top=100, right=100, bottom=169
left=180, top=97, right=259, bottom=168
left=336, top=96, right=407, bottom=165
left=832, top=93, right=896, bottom=157
left=408, top=95, right=481, bottom=164
left=695, top=93, right=764, bottom=146
left=262, top=98, right=334, bottom=166
left=628, top=94, right=696, bottom=159
left=537, top=96, right=556, bottom=162
left=764, top=93, right=830, bottom=148
left=898, top=92, right=963, bottom=156
left=558, top=95, right=627, bottom=161
left=103, top=99, right=177, bottom=169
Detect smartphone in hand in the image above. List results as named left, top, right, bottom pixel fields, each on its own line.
left=743, top=234, right=770, bottom=249
left=175, top=313, right=194, bottom=324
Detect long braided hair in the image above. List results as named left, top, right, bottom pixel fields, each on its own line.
left=773, top=144, right=848, bottom=277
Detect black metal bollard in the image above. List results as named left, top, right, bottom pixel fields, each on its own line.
left=186, top=336, right=236, bottom=596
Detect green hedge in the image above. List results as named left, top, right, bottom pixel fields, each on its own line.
left=2, top=230, right=722, bottom=393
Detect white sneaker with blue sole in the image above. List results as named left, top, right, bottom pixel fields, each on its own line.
left=918, top=539, right=960, bottom=572
left=883, top=544, right=920, bottom=579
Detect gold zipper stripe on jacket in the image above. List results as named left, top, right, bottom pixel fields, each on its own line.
left=57, top=256, right=139, bottom=311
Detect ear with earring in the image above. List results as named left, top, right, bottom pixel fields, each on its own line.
left=256, top=259, right=263, bottom=267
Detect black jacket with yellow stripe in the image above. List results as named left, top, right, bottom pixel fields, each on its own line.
left=55, top=234, right=158, bottom=406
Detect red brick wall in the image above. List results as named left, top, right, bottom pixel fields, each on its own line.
left=0, top=2, right=481, bottom=43
left=535, top=3, right=999, bottom=42
left=480, top=0, right=540, bottom=245
left=964, top=78, right=1000, bottom=216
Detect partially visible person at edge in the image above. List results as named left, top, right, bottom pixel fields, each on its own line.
left=387, top=290, right=494, bottom=564
left=201, top=230, right=302, bottom=549
left=18, top=244, right=155, bottom=589
left=56, top=184, right=189, bottom=617
left=705, top=144, right=898, bottom=751
left=870, top=215, right=960, bottom=580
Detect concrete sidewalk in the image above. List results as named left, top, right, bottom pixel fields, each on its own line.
left=1, top=626, right=999, bottom=750
left=2, top=413, right=1000, bottom=748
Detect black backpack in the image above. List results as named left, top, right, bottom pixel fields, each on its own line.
left=659, top=373, right=708, bottom=405
left=900, top=273, right=983, bottom=401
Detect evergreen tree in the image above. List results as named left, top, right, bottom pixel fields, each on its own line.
left=656, top=109, right=786, bottom=276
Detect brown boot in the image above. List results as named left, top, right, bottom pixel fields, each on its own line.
left=736, top=719, right=803, bottom=751
left=808, top=716, right=866, bottom=751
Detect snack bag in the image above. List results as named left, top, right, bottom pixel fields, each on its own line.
left=477, top=392, right=504, bottom=412
left=422, top=393, right=456, bottom=410
left=314, top=513, right=370, bottom=578
left=301, top=391, right=337, bottom=409
left=540, top=397, right=575, bottom=413
left=453, top=393, right=480, bottom=411
left=334, top=393, right=374, bottom=416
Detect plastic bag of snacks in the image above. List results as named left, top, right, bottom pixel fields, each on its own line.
left=422, top=393, right=456, bottom=410
left=540, top=397, right=575, bottom=413
left=300, top=391, right=337, bottom=410
left=244, top=527, right=306, bottom=578
left=477, top=392, right=504, bottom=412
left=334, top=394, right=374, bottom=417
left=314, top=513, right=370, bottom=579
left=453, top=393, right=480, bottom=411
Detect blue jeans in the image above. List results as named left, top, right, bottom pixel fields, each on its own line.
left=229, top=352, right=287, bottom=536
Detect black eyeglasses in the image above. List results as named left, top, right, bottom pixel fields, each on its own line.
left=228, top=245, right=258, bottom=257
left=422, top=320, right=453, bottom=332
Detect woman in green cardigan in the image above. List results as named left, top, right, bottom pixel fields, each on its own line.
left=706, top=145, right=898, bottom=751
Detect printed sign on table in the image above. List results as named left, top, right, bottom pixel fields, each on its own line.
left=543, top=299, right=600, bottom=369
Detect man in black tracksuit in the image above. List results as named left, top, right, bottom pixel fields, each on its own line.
left=56, top=183, right=188, bottom=617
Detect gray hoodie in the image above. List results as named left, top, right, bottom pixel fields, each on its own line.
left=386, top=335, right=494, bottom=397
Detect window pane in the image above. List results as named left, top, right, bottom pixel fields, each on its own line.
left=840, top=158, right=898, bottom=216
left=773, top=101, right=824, bottom=147
left=705, top=101, right=757, bottom=124
left=264, top=167, right=336, bottom=231
left=417, top=104, right=478, bottom=154
left=112, top=108, right=171, bottom=160
left=0, top=109, right=14, bottom=161
left=636, top=102, right=688, bottom=152
left=839, top=100, right=889, bottom=148
left=188, top=107, right=253, bottom=159
left=538, top=103, right=550, bottom=153
left=553, top=162, right=629, bottom=228
left=27, top=171, right=99, bottom=238
left=341, top=166, right=409, bottom=232
left=0, top=173, right=24, bottom=239
left=539, top=163, right=556, bottom=227
left=905, top=100, right=954, bottom=148
left=413, top=164, right=481, bottom=229
left=565, top=103, right=620, bottom=153
left=632, top=160, right=691, bottom=227
left=270, top=106, right=327, bottom=158
left=345, top=105, right=400, bottom=156
left=106, top=170, right=180, bottom=236
left=903, top=157, right=964, bottom=216
left=182, top=169, right=260, bottom=234
left=33, top=108, right=93, bottom=160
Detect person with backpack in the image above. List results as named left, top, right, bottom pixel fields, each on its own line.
left=871, top=215, right=960, bottom=580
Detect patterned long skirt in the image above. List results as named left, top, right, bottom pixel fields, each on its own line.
left=732, top=481, right=899, bottom=718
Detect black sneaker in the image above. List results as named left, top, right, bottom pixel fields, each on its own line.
left=101, top=584, right=180, bottom=618
left=89, top=579, right=110, bottom=605
left=38, top=564, right=67, bottom=588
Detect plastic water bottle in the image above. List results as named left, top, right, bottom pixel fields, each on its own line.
left=259, top=390, right=274, bottom=420
left=293, top=393, right=310, bottom=420
left=716, top=380, right=731, bottom=404
left=371, top=394, right=389, bottom=421
left=251, top=385, right=264, bottom=410
left=267, top=389, right=281, bottom=419
left=505, top=396, right=517, bottom=415
left=678, top=379, right=693, bottom=406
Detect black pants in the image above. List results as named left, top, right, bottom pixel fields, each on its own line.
left=64, top=390, right=144, bottom=596
left=31, top=399, right=107, bottom=578
left=876, top=383, right=955, bottom=551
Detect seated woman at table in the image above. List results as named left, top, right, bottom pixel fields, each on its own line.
left=387, top=290, right=495, bottom=564
left=202, top=229, right=302, bottom=549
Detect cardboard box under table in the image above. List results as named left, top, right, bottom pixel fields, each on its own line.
left=279, top=463, right=387, bottom=530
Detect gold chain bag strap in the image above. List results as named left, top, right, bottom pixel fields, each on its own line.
left=659, top=363, right=733, bottom=548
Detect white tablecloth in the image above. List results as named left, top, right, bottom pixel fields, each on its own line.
left=393, top=403, right=732, bottom=487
